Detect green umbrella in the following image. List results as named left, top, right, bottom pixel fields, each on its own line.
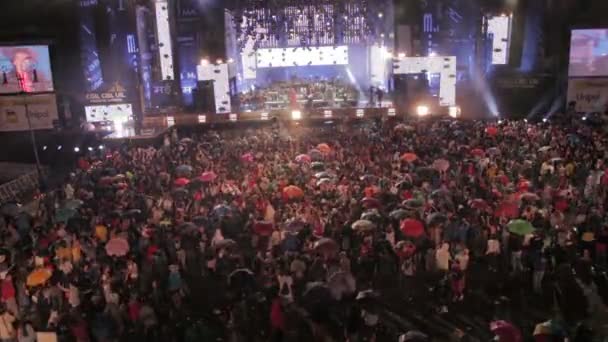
left=64, top=199, right=84, bottom=210
left=507, top=219, right=535, bottom=236
left=389, top=209, right=409, bottom=220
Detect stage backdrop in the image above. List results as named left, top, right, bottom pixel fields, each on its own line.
left=567, top=78, right=608, bottom=113
left=0, top=93, right=58, bottom=131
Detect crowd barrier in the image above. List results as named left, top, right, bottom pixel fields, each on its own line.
left=0, top=169, right=45, bottom=205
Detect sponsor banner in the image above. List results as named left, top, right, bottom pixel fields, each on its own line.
left=567, top=78, right=608, bottom=113
left=84, top=82, right=131, bottom=105
left=0, top=93, right=58, bottom=131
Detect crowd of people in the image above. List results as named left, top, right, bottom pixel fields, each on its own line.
left=239, top=77, right=359, bottom=111
left=1, top=117, right=608, bottom=341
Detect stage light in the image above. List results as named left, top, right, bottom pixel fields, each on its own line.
left=378, top=12, right=383, bottom=18
left=200, top=59, right=209, bottom=66
left=542, top=118, right=548, bottom=123
left=74, top=147, right=80, bottom=153
left=99, top=145, right=104, bottom=150
left=216, top=59, right=223, bottom=64
left=291, top=110, right=302, bottom=121
left=582, top=116, right=587, bottom=121
left=42, top=145, right=47, bottom=151
left=324, top=110, right=332, bottom=118
left=416, top=105, right=429, bottom=117
left=448, top=106, right=461, bottom=118
left=356, top=109, right=364, bottom=117
left=498, top=119, right=503, bottom=124
left=398, top=53, right=406, bottom=58
left=388, top=108, right=396, bottom=116
left=260, top=112, right=269, bottom=120
left=198, top=115, right=206, bottom=123
left=524, top=119, right=528, bottom=123
left=229, top=113, right=238, bottom=122
left=227, top=58, right=234, bottom=63
left=87, top=147, right=93, bottom=152
left=57, top=145, right=62, bottom=151
left=167, top=116, right=175, bottom=127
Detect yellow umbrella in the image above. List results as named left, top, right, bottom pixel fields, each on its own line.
left=27, top=268, right=52, bottom=287
left=95, top=225, right=108, bottom=242
left=582, top=232, right=595, bottom=242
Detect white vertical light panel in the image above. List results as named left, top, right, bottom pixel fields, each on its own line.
left=241, top=38, right=257, bottom=80
left=197, top=63, right=232, bottom=114
left=393, top=56, right=457, bottom=106
left=155, top=0, right=174, bottom=80
left=487, top=15, right=512, bottom=65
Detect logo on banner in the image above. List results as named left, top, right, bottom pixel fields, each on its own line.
left=85, top=82, right=129, bottom=104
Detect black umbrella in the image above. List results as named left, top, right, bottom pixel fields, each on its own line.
left=228, top=268, right=256, bottom=292
left=192, top=216, right=208, bottom=226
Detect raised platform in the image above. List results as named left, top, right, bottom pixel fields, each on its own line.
left=141, top=106, right=398, bottom=130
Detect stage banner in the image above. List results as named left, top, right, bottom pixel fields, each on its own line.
left=0, top=94, right=58, bottom=131
left=491, top=73, right=554, bottom=118
left=84, top=82, right=133, bottom=105
left=567, top=78, right=608, bottom=113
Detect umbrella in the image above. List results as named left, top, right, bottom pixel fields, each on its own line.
left=316, top=178, right=332, bottom=187
left=174, top=178, right=190, bottom=187
left=486, top=126, right=499, bottom=137
left=113, top=174, right=126, bottom=181
left=228, top=268, right=256, bottom=288
left=26, top=268, right=52, bottom=287
left=518, top=192, right=540, bottom=201
left=361, top=210, right=381, bottom=222
left=285, top=219, right=305, bottom=234
left=283, top=185, right=304, bottom=199
left=432, top=159, right=450, bottom=172
left=490, top=320, right=522, bottom=342
left=471, top=148, right=485, bottom=157
left=507, top=219, right=535, bottom=236
left=309, top=149, right=323, bottom=160
left=200, top=171, right=217, bottom=182
left=400, top=219, right=425, bottom=238
left=241, top=152, right=254, bottom=163
left=401, top=153, right=418, bottom=163
left=313, top=238, right=338, bottom=257
left=394, top=124, right=414, bottom=132
left=253, top=221, right=274, bottom=236
left=352, top=219, right=376, bottom=231
left=214, top=239, right=237, bottom=250
left=124, top=208, right=142, bottom=218
left=314, top=171, right=331, bottom=179
left=431, top=188, right=450, bottom=198
left=390, top=209, right=409, bottom=220
left=403, top=198, right=424, bottom=209
left=212, top=204, right=232, bottom=218
left=361, top=197, right=381, bottom=208
left=311, top=162, right=325, bottom=171
left=399, top=331, right=429, bottom=342
left=64, top=199, right=84, bottom=210
left=295, top=154, right=312, bottom=164
left=0, top=203, right=20, bottom=217
left=469, top=198, right=489, bottom=211
left=533, top=320, right=565, bottom=339
left=172, top=188, right=189, bottom=198
left=176, top=165, right=193, bottom=175
left=317, top=143, right=331, bottom=154
left=360, top=174, right=377, bottom=182
left=327, top=271, right=356, bottom=300
left=426, top=213, right=447, bottom=226
left=106, top=237, right=130, bottom=256
left=538, top=146, right=551, bottom=153
left=495, top=201, right=519, bottom=218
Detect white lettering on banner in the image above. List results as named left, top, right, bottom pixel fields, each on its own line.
left=567, top=78, right=608, bottom=113
left=85, top=82, right=129, bottom=104
left=0, top=94, right=58, bottom=131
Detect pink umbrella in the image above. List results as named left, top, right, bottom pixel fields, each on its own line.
left=495, top=201, right=519, bottom=219
left=295, top=154, right=312, bottom=164
left=486, top=126, right=499, bottom=137
left=400, top=219, right=425, bottom=238
left=433, top=159, right=450, bottom=172
left=471, top=148, right=485, bottom=157
left=490, top=320, right=522, bottom=342
left=106, top=237, right=129, bottom=257
left=200, top=171, right=217, bottom=182
left=241, top=153, right=254, bottom=163
left=174, top=178, right=190, bottom=187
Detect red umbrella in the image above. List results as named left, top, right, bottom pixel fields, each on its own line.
left=106, top=237, right=130, bottom=257
left=471, top=148, right=485, bottom=157
left=490, top=320, right=522, bottom=342
left=174, top=178, right=190, bottom=187
left=361, top=197, right=381, bottom=209
left=253, top=221, right=274, bottom=236
left=495, top=201, right=519, bottom=218
left=317, top=143, right=331, bottom=154
left=486, top=126, right=499, bottom=137
left=200, top=171, right=217, bottom=182
left=400, top=219, right=425, bottom=238
left=469, top=198, right=489, bottom=211
left=241, top=153, right=254, bottom=163
left=517, top=180, right=531, bottom=192
left=401, top=153, right=418, bottom=163
left=283, top=185, right=304, bottom=199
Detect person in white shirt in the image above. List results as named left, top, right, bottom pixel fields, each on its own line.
left=435, top=243, right=451, bottom=273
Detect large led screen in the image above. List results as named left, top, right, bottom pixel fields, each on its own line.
left=0, top=45, right=54, bottom=94
left=569, top=29, right=608, bottom=77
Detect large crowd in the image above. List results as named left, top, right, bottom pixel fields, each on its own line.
left=1, top=117, right=608, bottom=341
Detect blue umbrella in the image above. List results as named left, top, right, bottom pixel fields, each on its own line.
left=212, top=204, right=232, bottom=218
